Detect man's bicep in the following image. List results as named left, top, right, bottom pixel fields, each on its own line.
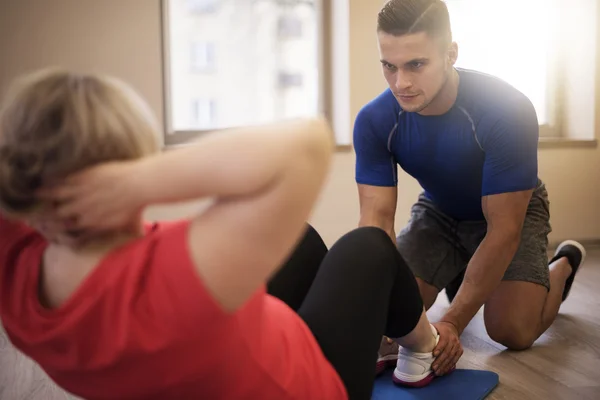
left=481, top=101, right=539, bottom=197
left=353, top=109, right=398, bottom=187
left=358, top=184, right=398, bottom=232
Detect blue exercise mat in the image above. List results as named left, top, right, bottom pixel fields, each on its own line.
left=372, top=368, right=499, bottom=400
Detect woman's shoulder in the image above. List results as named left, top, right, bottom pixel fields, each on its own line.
left=0, top=214, right=40, bottom=259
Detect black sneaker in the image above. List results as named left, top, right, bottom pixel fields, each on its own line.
left=551, top=240, right=586, bottom=302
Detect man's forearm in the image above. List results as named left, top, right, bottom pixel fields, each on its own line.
left=442, top=230, right=521, bottom=333
left=358, top=217, right=396, bottom=243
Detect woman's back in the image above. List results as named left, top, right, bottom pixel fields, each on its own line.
left=0, top=217, right=346, bottom=400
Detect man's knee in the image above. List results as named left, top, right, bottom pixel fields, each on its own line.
left=484, top=281, right=547, bottom=350
left=484, top=318, right=538, bottom=351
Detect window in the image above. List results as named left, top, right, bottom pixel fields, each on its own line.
left=278, top=72, right=304, bottom=88
left=190, top=42, right=216, bottom=71
left=186, top=0, right=220, bottom=14
left=191, top=98, right=217, bottom=129
left=163, top=0, right=323, bottom=145
left=446, top=0, right=559, bottom=132
left=278, top=15, right=303, bottom=38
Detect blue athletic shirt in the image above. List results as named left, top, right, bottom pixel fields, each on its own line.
left=354, top=68, right=540, bottom=221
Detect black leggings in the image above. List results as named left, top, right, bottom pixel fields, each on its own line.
left=266, top=225, right=424, bottom=400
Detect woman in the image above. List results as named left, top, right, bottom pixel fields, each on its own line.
left=0, top=69, right=450, bottom=400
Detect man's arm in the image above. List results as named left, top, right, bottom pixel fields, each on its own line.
left=441, top=189, right=532, bottom=333
left=353, top=98, right=400, bottom=242
left=432, top=93, right=539, bottom=375
left=358, top=184, right=398, bottom=243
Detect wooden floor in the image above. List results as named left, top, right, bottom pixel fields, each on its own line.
left=1, top=251, right=599, bottom=400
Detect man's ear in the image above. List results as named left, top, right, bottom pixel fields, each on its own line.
left=447, top=42, right=458, bottom=66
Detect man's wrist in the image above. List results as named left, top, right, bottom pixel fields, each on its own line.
left=440, top=315, right=464, bottom=336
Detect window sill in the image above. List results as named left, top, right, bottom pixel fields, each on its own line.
left=538, top=137, right=598, bottom=149
left=163, top=130, right=354, bottom=151
left=165, top=136, right=597, bottom=152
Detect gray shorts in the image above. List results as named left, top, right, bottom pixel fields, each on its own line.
left=396, top=182, right=552, bottom=291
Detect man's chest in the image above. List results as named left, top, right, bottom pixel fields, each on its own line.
left=391, top=117, right=485, bottom=180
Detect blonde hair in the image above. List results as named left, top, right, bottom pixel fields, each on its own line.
left=0, top=68, right=160, bottom=216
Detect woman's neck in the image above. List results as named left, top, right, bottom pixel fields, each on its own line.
left=40, top=225, right=145, bottom=309
left=44, top=219, right=145, bottom=250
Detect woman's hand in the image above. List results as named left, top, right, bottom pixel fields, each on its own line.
left=38, top=160, right=146, bottom=233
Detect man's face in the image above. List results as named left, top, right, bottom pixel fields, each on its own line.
left=377, top=31, right=456, bottom=113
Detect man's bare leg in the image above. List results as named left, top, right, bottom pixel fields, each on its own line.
left=484, top=243, right=584, bottom=350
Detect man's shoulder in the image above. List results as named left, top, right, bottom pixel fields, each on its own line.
left=456, top=68, right=537, bottom=121
left=354, top=89, right=401, bottom=149
left=357, top=88, right=400, bottom=123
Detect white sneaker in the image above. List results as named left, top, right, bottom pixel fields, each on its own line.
left=392, top=324, right=439, bottom=387
left=376, top=336, right=399, bottom=375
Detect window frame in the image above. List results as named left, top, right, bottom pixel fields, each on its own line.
left=160, top=0, right=330, bottom=147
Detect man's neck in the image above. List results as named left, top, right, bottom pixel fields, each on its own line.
left=419, top=68, right=460, bottom=116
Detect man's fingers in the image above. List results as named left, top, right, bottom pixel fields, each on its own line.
left=433, top=335, right=447, bottom=357
left=441, top=345, right=459, bottom=374
left=433, top=343, right=452, bottom=374
left=434, top=341, right=454, bottom=368
left=438, top=343, right=462, bottom=375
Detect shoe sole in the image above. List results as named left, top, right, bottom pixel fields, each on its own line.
left=375, top=355, right=398, bottom=375
left=392, top=369, right=436, bottom=388
left=392, top=365, right=456, bottom=388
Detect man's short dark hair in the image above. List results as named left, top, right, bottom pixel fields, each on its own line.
left=377, top=0, right=452, bottom=45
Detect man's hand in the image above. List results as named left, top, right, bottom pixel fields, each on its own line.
left=432, top=321, right=463, bottom=376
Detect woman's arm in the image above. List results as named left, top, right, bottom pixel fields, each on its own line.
left=138, top=117, right=334, bottom=312
left=137, top=118, right=332, bottom=206
left=45, top=117, right=333, bottom=312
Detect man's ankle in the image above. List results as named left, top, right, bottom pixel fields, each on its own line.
left=550, top=256, right=573, bottom=279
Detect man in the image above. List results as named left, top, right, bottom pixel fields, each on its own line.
left=356, top=0, right=586, bottom=379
